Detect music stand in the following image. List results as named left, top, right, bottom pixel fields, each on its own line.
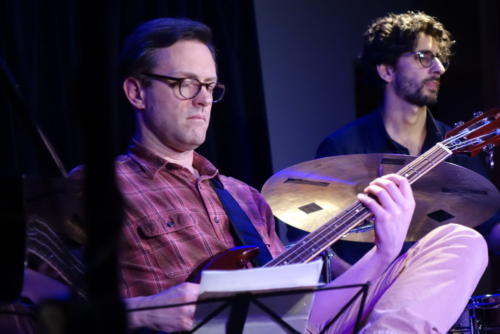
left=127, top=283, right=370, bottom=334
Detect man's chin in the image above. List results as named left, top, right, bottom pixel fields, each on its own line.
left=184, top=138, right=206, bottom=152
left=427, top=95, right=439, bottom=105
left=407, top=94, right=438, bottom=107
left=423, top=88, right=439, bottom=105
left=167, top=137, right=205, bottom=153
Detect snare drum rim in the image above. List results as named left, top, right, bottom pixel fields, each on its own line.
left=470, top=293, right=500, bottom=309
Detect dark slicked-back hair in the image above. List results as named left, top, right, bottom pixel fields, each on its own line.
left=120, top=17, right=215, bottom=85
left=359, top=11, right=454, bottom=89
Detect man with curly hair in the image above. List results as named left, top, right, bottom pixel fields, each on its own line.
left=316, top=11, right=500, bottom=264
left=318, top=10, right=473, bottom=160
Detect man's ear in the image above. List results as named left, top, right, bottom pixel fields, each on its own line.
left=123, top=77, right=146, bottom=110
left=376, top=64, right=395, bottom=83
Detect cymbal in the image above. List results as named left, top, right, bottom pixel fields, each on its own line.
left=261, top=154, right=500, bottom=242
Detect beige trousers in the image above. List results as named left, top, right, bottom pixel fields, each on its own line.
left=309, top=223, right=488, bottom=334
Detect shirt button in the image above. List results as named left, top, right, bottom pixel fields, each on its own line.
left=143, top=223, right=154, bottom=233
left=214, top=217, right=220, bottom=224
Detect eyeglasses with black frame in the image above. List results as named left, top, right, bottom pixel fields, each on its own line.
left=410, top=50, right=449, bottom=70
left=141, top=73, right=226, bottom=103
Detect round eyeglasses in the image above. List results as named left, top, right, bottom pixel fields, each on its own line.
left=142, top=73, right=226, bottom=103
left=410, top=50, right=449, bottom=70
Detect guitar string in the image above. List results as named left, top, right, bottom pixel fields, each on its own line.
left=273, top=146, right=450, bottom=265
left=267, top=147, right=440, bottom=266
left=266, top=144, right=452, bottom=267
left=294, top=146, right=451, bottom=263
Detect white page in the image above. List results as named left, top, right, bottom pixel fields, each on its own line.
left=199, top=260, right=323, bottom=295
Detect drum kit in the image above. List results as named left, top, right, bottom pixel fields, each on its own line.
left=261, top=153, right=500, bottom=333
left=451, top=294, right=500, bottom=333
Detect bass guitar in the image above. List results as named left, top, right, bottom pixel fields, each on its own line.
left=195, top=108, right=500, bottom=274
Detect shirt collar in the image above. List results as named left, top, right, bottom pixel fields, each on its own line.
left=372, top=108, right=407, bottom=153
left=375, top=107, right=443, bottom=154
left=127, top=143, right=219, bottom=180
left=422, top=109, right=445, bottom=150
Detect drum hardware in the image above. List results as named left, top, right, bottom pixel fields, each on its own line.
left=449, top=294, right=500, bottom=334
left=469, top=294, right=500, bottom=333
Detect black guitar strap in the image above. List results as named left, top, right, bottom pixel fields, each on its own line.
left=210, top=178, right=273, bottom=267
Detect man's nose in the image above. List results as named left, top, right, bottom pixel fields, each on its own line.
left=193, top=86, right=212, bottom=106
left=430, top=57, right=447, bottom=75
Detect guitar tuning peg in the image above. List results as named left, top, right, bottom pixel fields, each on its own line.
left=482, top=143, right=495, bottom=168
left=453, top=121, right=464, bottom=128
left=473, top=111, right=484, bottom=118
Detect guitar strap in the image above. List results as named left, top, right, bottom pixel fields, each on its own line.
left=210, top=178, right=272, bottom=267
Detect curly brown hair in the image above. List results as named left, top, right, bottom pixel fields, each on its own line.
left=359, top=11, right=455, bottom=88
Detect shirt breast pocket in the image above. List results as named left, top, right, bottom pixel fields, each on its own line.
left=135, top=211, right=206, bottom=278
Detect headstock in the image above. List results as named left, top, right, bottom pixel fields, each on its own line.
left=444, top=107, right=500, bottom=156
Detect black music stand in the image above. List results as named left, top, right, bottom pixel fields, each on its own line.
left=128, top=283, right=370, bottom=334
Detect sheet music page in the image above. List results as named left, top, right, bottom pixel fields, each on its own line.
left=199, top=260, right=323, bottom=296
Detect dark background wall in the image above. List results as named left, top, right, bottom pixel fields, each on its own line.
left=255, top=0, right=409, bottom=171
left=0, top=0, right=274, bottom=188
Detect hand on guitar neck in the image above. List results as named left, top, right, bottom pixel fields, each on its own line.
left=310, top=173, right=416, bottom=328
left=357, top=174, right=415, bottom=262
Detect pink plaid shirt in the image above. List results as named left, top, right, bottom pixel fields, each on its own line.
left=95, top=145, right=285, bottom=298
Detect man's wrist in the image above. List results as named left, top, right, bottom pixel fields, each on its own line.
left=374, top=245, right=399, bottom=267
left=124, top=295, right=149, bottom=329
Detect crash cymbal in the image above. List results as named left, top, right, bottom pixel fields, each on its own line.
left=261, top=154, right=500, bottom=242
